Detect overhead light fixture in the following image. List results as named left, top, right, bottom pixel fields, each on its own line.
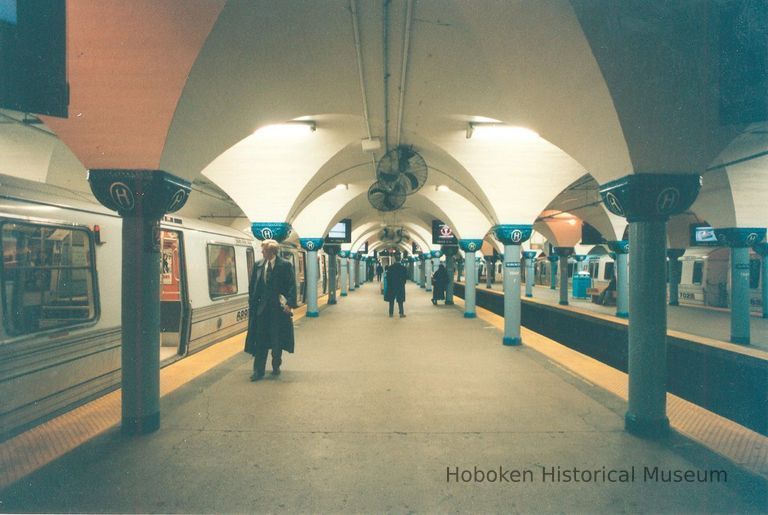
left=436, top=185, right=450, bottom=192
left=466, top=122, right=539, bottom=140
left=567, top=219, right=577, bottom=226
left=254, top=120, right=316, bottom=137
left=335, top=183, right=348, bottom=190
left=361, top=137, right=381, bottom=152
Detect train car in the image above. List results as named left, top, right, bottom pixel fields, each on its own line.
left=587, top=254, right=616, bottom=290
left=0, top=174, right=309, bottom=440
left=678, top=247, right=762, bottom=312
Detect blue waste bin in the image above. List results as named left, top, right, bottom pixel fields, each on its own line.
left=572, top=271, right=591, bottom=299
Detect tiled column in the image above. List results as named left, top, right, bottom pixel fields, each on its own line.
left=339, top=250, right=349, bottom=297
left=547, top=254, right=559, bottom=290
left=300, top=239, right=324, bottom=317
left=666, top=248, right=685, bottom=306
left=607, top=241, right=630, bottom=318
left=442, top=245, right=458, bottom=305
left=554, top=247, right=574, bottom=305
left=459, top=240, right=483, bottom=318
left=600, top=173, right=701, bottom=438
left=714, top=229, right=767, bottom=344
left=755, top=243, right=768, bottom=318
left=523, top=250, right=537, bottom=298
left=495, top=225, right=533, bottom=346
left=89, top=170, right=191, bottom=435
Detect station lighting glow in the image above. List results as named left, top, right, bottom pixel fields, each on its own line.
left=253, top=121, right=316, bottom=139
left=436, top=185, right=450, bottom=192
left=466, top=122, right=539, bottom=141
left=335, top=183, right=348, bottom=190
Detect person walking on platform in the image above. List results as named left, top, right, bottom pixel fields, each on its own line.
left=244, top=239, right=297, bottom=381
left=431, top=263, right=449, bottom=305
left=384, top=260, right=408, bottom=318
left=376, top=262, right=384, bottom=282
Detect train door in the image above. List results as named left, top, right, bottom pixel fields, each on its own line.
left=160, top=230, right=189, bottom=359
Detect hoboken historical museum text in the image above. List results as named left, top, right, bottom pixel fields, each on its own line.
left=446, top=465, right=727, bottom=484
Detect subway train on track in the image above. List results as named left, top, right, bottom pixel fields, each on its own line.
left=530, top=247, right=762, bottom=312
left=0, top=174, right=323, bottom=440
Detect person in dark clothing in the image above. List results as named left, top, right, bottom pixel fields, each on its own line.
left=384, top=260, right=408, bottom=318
left=431, top=263, right=449, bottom=305
left=598, top=275, right=617, bottom=305
left=375, top=262, right=384, bottom=282
left=244, top=239, right=297, bottom=381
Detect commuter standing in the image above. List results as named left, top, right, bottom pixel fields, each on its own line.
left=384, top=260, right=408, bottom=318
left=244, top=239, right=297, bottom=381
left=376, top=262, right=384, bottom=282
left=431, top=263, right=449, bottom=305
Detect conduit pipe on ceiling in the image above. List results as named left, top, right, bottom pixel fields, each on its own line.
left=395, top=0, right=414, bottom=148
left=349, top=0, right=372, bottom=140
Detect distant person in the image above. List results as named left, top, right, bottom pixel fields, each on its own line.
left=431, top=263, right=449, bottom=305
left=244, top=239, right=297, bottom=381
left=599, top=275, right=617, bottom=306
left=376, top=262, right=384, bottom=282
left=384, top=260, right=408, bottom=318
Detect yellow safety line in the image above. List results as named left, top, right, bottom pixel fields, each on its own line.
left=0, top=291, right=336, bottom=490
left=452, top=296, right=768, bottom=478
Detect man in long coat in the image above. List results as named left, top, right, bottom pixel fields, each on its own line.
left=384, top=260, right=408, bottom=318
left=431, top=263, right=449, bottom=305
left=244, top=239, right=297, bottom=381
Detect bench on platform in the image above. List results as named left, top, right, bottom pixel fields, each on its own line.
left=587, top=286, right=616, bottom=306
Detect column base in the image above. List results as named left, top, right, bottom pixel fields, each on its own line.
left=559, top=300, right=568, bottom=306
left=463, top=312, right=476, bottom=318
left=341, top=292, right=348, bottom=297
left=503, top=336, right=521, bottom=346
left=328, top=299, right=337, bottom=305
left=445, top=300, right=454, bottom=305
left=525, top=293, right=533, bottom=298
left=121, top=412, right=160, bottom=435
left=668, top=301, right=679, bottom=306
left=730, top=335, right=750, bottom=345
left=307, top=311, right=319, bottom=318
left=625, top=412, right=669, bottom=439
left=426, top=288, right=432, bottom=292
left=616, top=311, right=629, bottom=318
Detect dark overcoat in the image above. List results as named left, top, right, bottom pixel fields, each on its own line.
left=384, top=262, right=407, bottom=302
left=244, top=257, right=297, bottom=355
left=431, top=265, right=449, bottom=300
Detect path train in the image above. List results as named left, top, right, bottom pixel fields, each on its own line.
left=528, top=248, right=762, bottom=311
left=0, top=174, right=331, bottom=441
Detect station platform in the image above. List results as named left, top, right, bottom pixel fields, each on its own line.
left=483, top=282, right=768, bottom=352
left=1, top=282, right=766, bottom=513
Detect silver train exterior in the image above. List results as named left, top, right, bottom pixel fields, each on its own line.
left=0, top=175, right=315, bottom=440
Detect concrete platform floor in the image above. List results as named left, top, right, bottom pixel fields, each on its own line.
left=1, top=282, right=764, bottom=513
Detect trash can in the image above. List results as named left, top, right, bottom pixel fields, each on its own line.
left=572, top=271, right=591, bottom=299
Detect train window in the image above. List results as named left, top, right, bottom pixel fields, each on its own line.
left=1, top=222, right=97, bottom=337
left=692, top=262, right=704, bottom=285
left=589, top=261, right=599, bottom=278
left=206, top=244, right=238, bottom=299
left=603, top=262, right=615, bottom=281
left=749, top=259, right=760, bottom=289
left=567, top=263, right=575, bottom=278
left=246, top=247, right=254, bottom=285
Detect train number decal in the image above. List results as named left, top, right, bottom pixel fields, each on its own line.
left=236, top=308, right=249, bottom=321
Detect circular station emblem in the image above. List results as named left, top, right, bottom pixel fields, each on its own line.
left=604, top=192, right=624, bottom=217
left=306, top=240, right=315, bottom=250
left=260, top=228, right=274, bottom=239
left=468, top=242, right=477, bottom=251
left=746, top=233, right=758, bottom=246
left=166, top=189, right=188, bottom=213
left=656, top=188, right=680, bottom=215
left=511, top=229, right=523, bottom=243
left=109, top=182, right=135, bottom=211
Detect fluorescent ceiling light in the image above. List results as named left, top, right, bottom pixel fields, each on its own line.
left=466, top=122, right=539, bottom=140
left=335, top=183, right=348, bottom=190
left=254, top=120, right=316, bottom=138
left=436, top=185, right=450, bottom=192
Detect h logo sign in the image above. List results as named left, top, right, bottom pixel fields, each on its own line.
left=261, top=228, right=274, bottom=239
left=109, top=182, right=135, bottom=211
left=511, top=229, right=523, bottom=243
left=656, top=188, right=680, bottom=215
